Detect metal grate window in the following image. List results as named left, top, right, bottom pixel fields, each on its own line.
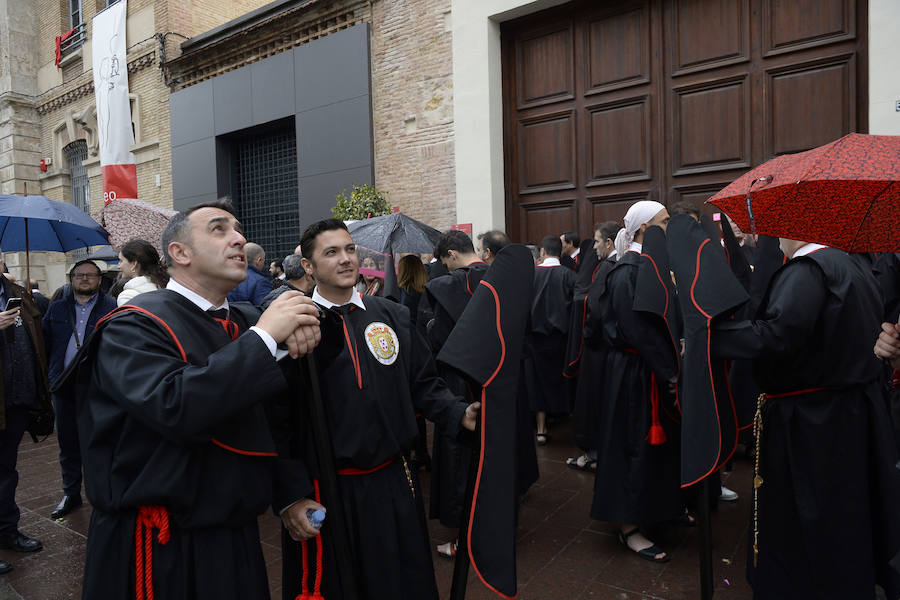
left=233, top=128, right=299, bottom=263
left=65, top=140, right=90, bottom=259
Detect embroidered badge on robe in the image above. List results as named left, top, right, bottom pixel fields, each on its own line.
left=364, top=322, right=399, bottom=365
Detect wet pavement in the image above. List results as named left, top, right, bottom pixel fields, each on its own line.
left=1, top=419, right=754, bottom=599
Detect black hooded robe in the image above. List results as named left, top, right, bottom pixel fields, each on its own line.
left=711, top=248, right=900, bottom=599
left=276, top=295, right=470, bottom=600
left=525, top=264, right=576, bottom=414
left=590, top=250, right=682, bottom=525
left=63, top=290, right=285, bottom=600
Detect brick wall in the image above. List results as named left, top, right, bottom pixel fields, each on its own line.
left=371, top=0, right=457, bottom=233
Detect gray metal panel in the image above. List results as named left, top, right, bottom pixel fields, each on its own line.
left=296, top=95, right=372, bottom=177
left=172, top=192, right=220, bottom=212
left=251, top=51, right=295, bottom=125
left=213, top=69, right=253, bottom=135
left=294, top=23, right=370, bottom=113
left=170, top=80, right=214, bottom=146
left=298, top=165, right=373, bottom=230
left=172, top=138, right=218, bottom=201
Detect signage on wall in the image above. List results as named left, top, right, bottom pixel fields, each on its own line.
left=452, top=223, right=473, bottom=235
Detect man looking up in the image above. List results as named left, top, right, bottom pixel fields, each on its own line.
left=65, top=199, right=322, bottom=599
left=277, top=219, right=479, bottom=599
left=42, top=260, right=116, bottom=520
left=227, top=241, right=270, bottom=305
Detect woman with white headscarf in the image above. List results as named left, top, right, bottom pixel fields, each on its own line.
left=590, top=200, right=684, bottom=564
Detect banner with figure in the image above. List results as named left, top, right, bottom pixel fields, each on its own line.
left=92, top=0, right=137, bottom=204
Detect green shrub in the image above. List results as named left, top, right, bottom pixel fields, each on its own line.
left=331, top=183, right=391, bottom=220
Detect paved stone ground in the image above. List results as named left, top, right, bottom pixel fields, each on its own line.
left=0, top=419, right=754, bottom=599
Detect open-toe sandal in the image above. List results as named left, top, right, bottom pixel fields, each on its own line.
left=618, top=528, right=669, bottom=563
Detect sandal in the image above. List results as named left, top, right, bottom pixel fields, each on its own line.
left=536, top=433, right=549, bottom=446
left=618, top=528, right=669, bottom=563
left=437, top=541, right=457, bottom=559
left=566, top=455, right=597, bottom=472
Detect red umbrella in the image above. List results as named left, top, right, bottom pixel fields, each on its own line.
left=95, top=198, right=177, bottom=253
left=707, top=133, right=900, bottom=253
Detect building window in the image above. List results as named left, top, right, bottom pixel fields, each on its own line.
left=232, top=124, right=299, bottom=263
left=70, top=0, right=82, bottom=28
left=65, top=140, right=91, bottom=259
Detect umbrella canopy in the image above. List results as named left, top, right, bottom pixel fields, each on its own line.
left=96, top=198, right=177, bottom=253
left=0, top=195, right=109, bottom=252
left=85, top=245, right=120, bottom=263
left=707, top=133, right=900, bottom=253
left=346, top=212, right=441, bottom=255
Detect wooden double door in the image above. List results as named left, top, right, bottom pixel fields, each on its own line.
left=501, top=0, right=868, bottom=242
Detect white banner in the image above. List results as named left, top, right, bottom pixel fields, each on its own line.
left=92, top=0, right=137, bottom=202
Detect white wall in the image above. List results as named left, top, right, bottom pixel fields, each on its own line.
left=869, top=0, right=900, bottom=134
left=450, top=0, right=568, bottom=237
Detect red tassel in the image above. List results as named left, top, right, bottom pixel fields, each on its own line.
left=646, top=373, right=667, bottom=445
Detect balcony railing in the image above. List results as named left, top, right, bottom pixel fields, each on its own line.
left=59, top=22, right=87, bottom=60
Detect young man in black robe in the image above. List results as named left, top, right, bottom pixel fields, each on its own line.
left=528, top=235, right=576, bottom=445
left=62, top=200, right=323, bottom=599
left=423, top=230, right=487, bottom=557
left=276, top=219, right=479, bottom=600
left=592, top=201, right=681, bottom=563
left=711, top=238, right=900, bottom=599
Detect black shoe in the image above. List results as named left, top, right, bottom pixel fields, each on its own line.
left=0, top=559, right=11, bottom=574
left=50, top=494, right=82, bottom=519
left=0, top=532, right=42, bottom=553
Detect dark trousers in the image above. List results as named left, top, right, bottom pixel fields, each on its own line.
left=0, top=406, right=30, bottom=535
left=53, top=394, right=82, bottom=496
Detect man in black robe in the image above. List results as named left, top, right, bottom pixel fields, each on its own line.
left=476, top=229, right=511, bottom=266
left=710, top=238, right=900, bottom=598
left=276, top=219, right=479, bottom=600
left=592, top=201, right=681, bottom=563
left=560, top=231, right=581, bottom=271
left=423, top=230, right=487, bottom=556
left=527, top=235, right=576, bottom=445
left=63, top=200, right=323, bottom=600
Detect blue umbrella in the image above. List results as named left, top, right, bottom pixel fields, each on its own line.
left=0, top=194, right=110, bottom=285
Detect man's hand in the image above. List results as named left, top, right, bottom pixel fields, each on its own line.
left=257, top=292, right=322, bottom=358
left=281, top=498, right=326, bottom=541
left=874, top=322, right=900, bottom=369
left=0, top=308, right=20, bottom=331
left=461, top=401, right=481, bottom=432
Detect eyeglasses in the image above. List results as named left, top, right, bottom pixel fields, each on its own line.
left=72, top=273, right=100, bottom=280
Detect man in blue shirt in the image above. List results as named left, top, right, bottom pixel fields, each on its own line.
left=226, top=242, right=271, bottom=305
left=42, top=260, right=116, bottom=519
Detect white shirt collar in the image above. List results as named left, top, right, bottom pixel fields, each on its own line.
left=166, top=277, right=229, bottom=312
left=312, top=286, right=367, bottom=311
left=571, top=248, right=580, bottom=258
left=628, top=242, right=643, bottom=253
left=792, top=243, right=828, bottom=259
left=607, top=249, right=618, bottom=261
left=539, top=257, right=561, bottom=267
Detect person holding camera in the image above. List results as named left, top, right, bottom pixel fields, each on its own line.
left=42, top=260, right=116, bottom=520
left=0, top=247, right=52, bottom=573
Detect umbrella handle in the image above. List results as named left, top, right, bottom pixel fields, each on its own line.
left=745, top=176, right=772, bottom=238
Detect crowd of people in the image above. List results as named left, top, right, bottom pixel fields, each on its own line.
left=0, top=195, right=898, bottom=599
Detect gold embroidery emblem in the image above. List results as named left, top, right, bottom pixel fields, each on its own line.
left=364, top=322, right=399, bottom=365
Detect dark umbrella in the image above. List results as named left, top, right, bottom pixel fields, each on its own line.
left=346, top=213, right=442, bottom=255
left=0, top=194, right=109, bottom=287
left=707, top=133, right=900, bottom=252
left=85, top=245, right=120, bottom=263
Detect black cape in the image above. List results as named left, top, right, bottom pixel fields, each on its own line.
left=423, top=262, right=489, bottom=528
left=525, top=263, right=575, bottom=413
left=711, top=248, right=900, bottom=598
left=667, top=214, right=749, bottom=486
left=277, top=295, right=469, bottom=600
left=591, top=246, right=682, bottom=525
left=437, top=244, right=534, bottom=599
left=563, top=245, right=600, bottom=377
left=60, top=289, right=284, bottom=600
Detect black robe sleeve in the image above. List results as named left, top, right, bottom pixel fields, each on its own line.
left=711, top=259, right=827, bottom=360
left=94, top=313, right=287, bottom=443
left=409, top=326, right=468, bottom=438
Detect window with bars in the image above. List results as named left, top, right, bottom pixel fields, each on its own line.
left=70, top=0, right=82, bottom=27
left=65, top=140, right=91, bottom=259
left=232, top=127, right=300, bottom=263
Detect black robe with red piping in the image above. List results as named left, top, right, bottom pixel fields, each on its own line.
left=58, top=289, right=284, bottom=600
left=525, top=263, right=575, bottom=414
left=563, top=244, right=600, bottom=379
left=569, top=255, right=617, bottom=452
left=667, top=214, right=749, bottom=487
left=423, top=262, right=488, bottom=528
left=710, top=248, right=900, bottom=599
left=436, top=244, right=534, bottom=599
left=590, top=236, right=683, bottom=525
left=276, top=295, right=469, bottom=600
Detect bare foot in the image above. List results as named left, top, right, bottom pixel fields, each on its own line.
left=620, top=527, right=667, bottom=561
